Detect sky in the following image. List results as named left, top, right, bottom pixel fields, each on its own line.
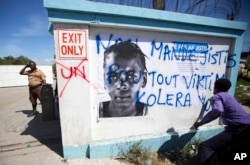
left=0, top=0, right=250, bottom=65
left=1, top=0, right=55, bottom=65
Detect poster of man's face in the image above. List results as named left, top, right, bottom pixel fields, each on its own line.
left=99, top=41, right=148, bottom=118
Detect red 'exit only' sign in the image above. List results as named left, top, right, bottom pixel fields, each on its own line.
left=57, top=29, right=87, bottom=59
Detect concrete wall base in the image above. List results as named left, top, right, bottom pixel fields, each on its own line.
left=63, top=126, right=224, bottom=159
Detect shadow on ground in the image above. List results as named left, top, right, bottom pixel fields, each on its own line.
left=20, top=110, right=63, bottom=157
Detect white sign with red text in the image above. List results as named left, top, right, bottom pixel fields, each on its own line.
left=57, top=29, right=87, bottom=59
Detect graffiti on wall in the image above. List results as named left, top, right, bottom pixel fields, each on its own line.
left=55, top=30, right=237, bottom=118
left=98, top=41, right=148, bottom=117
left=96, top=34, right=236, bottom=118
left=56, top=29, right=97, bottom=97
left=56, top=58, right=97, bottom=97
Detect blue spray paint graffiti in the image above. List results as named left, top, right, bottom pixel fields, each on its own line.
left=96, top=34, right=236, bottom=109
left=138, top=89, right=191, bottom=107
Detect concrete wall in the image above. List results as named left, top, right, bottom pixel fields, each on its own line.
left=0, top=65, right=54, bottom=87
left=44, top=0, right=247, bottom=159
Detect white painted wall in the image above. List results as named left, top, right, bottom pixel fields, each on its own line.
left=53, top=23, right=235, bottom=146
left=53, top=24, right=93, bottom=146
left=0, top=65, right=54, bottom=87
left=90, top=26, right=230, bottom=141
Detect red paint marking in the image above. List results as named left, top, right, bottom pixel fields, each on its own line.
left=56, top=58, right=97, bottom=97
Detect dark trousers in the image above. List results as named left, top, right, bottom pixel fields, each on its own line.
left=29, top=85, right=42, bottom=109
left=195, top=125, right=250, bottom=165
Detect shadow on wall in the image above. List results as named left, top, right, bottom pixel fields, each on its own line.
left=158, top=128, right=197, bottom=153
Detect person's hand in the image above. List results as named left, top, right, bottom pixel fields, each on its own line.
left=25, top=63, right=30, bottom=67
left=193, top=122, right=201, bottom=130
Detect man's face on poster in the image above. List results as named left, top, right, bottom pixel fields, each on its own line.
left=104, top=52, right=146, bottom=116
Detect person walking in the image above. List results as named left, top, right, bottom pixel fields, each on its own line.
left=20, top=60, right=46, bottom=117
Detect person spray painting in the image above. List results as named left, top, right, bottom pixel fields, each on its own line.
left=20, top=61, right=46, bottom=117
left=193, top=78, right=250, bottom=165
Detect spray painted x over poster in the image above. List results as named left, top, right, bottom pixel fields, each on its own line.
left=92, top=27, right=234, bottom=119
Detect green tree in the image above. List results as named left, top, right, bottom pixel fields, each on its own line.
left=0, top=55, right=31, bottom=65
left=14, top=55, right=31, bottom=65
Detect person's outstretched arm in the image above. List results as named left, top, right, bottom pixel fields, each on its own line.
left=194, top=109, right=221, bottom=129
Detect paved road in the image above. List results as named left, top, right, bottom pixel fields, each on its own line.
left=0, top=86, right=127, bottom=165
